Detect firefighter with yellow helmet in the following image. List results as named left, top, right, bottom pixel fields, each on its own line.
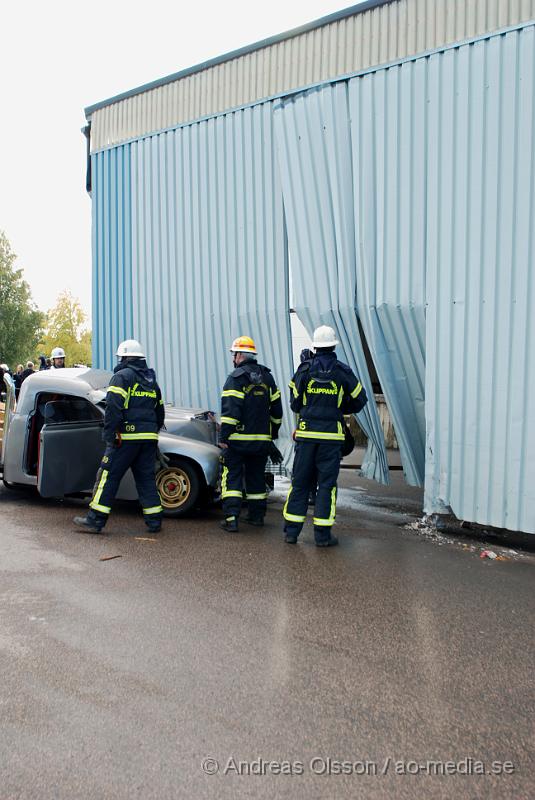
left=219, top=336, right=283, bottom=531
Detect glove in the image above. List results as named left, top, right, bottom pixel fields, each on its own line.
left=268, top=442, right=283, bottom=464
left=156, top=448, right=170, bottom=469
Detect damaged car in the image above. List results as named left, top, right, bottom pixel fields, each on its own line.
left=0, top=368, right=221, bottom=516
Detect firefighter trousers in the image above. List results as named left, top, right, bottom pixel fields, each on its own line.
left=221, top=444, right=269, bottom=522
left=283, top=440, right=341, bottom=543
left=88, top=440, right=162, bottom=529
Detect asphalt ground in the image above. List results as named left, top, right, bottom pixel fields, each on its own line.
left=0, top=475, right=533, bottom=800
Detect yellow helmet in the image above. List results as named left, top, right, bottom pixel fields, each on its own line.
left=230, top=336, right=257, bottom=354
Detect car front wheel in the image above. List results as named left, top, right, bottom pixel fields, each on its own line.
left=156, top=458, right=201, bottom=516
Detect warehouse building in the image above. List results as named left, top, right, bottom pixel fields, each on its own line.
left=84, top=0, right=535, bottom=533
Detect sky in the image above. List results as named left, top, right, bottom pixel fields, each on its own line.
left=0, top=0, right=353, bottom=321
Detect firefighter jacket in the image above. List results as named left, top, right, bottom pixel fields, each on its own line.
left=104, top=358, right=165, bottom=444
left=289, top=352, right=367, bottom=442
left=220, top=360, right=283, bottom=444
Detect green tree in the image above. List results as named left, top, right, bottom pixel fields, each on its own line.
left=39, top=291, right=92, bottom=366
left=0, top=231, right=44, bottom=367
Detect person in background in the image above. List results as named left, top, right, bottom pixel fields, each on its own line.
left=0, top=364, right=12, bottom=403
left=0, top=363, right=7, bottom=399
left=20, top=361, right=35, bottom=384
left=50, top=347, right=66, bottom=369
left=13, top=364, right=24, bottom=398
left=38, top=355, right=48, bottom=370
left=12, top=365, right=21, bottom=393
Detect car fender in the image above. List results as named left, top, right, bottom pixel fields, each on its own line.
left=157, top=431, right=220, bottom=488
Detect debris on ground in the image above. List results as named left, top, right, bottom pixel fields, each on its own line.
left=99, top=554, right=122, bottom=561
left=403, top=517, right=450, bottom=545
left=134, top=537, right=158, bottom=542
left=404, top=518, right=525, bottom=561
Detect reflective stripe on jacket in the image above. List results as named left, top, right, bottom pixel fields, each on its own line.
left=220, top=360, right=283, bottom=444
left=104, top=357, right=165, bottom=443
left=289, top=353, right=367, bottom=442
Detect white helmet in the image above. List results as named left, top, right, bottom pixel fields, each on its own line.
left=116, top=339, right=145, bottom=358
left=51, top=347, right=65, bottom=359
left=312, top=325, right=339, bottom=349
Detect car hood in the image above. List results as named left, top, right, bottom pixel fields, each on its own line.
left=163, top=406, right=217, bottom=445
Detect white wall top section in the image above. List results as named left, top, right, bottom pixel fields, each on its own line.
left=87, top=0, right=535, bottom=152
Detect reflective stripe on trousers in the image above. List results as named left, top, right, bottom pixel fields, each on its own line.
left=89, top=441, right=162, bottom=528
left=283, top=440, right=342, bottom=542
left=221, top=446, right=269, bottom=521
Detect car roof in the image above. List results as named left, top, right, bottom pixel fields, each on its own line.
left=27, top=368, right=112, bottom=391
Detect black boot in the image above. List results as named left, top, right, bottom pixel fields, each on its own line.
left=73, top=515, right=106, bottom=534
left=146, top=523, right=162, bottom=533
left=220, top=516, right=239, bottom=532
left=315, top=535, right=339, bottom=547
left=283, top=524, right=300, bottom=544
left=244, top=517, right=264, bottom=527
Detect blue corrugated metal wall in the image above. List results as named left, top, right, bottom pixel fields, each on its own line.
left=273, top=84, right=390, bottom=483
left=91, top=22, right=535, bottom=532
left=424, top=26, right=535, bottom=531
left=92, top=145, right=133, bottom=369
left=92, top=103, right=295, bottom=458
left=350, top=66, right=427, bottom=487
left=273, top=64, right=428, bottom=488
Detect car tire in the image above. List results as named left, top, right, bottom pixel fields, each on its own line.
left=156, top=458, right=201, bottom=517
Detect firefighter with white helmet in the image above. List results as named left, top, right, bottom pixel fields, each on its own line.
left=50, top=347, right=66, bottom=369
left=219, top=336, right=283, bottom=532
left=73, top=339, right=165, bottom=534
left=283, top=325, right=368, bottom=547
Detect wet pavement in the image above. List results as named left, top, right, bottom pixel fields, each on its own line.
left=0, top=476, right=533, bottom=800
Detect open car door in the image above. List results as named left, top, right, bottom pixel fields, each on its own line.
left=37, top=420, right=105, bottom=497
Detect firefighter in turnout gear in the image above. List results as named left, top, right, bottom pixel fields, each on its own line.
left=73, top=339, right=165, bottom=534
left=219, top=336, right=283, bottom=532
left=283, top=326, right=368, bottom=546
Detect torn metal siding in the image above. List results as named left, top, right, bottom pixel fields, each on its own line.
left=273, top=22, right=535, bottom=531
left=274, top=79, right=425, bottom=486
left=88, top=0, right=535, bottom=152
left=92, top=103, right=295, bottom=457
left=349, top=62, right=428, bottom=487
left=273, top=84, right=391, bottom=484
left=274, top=77, right=426, bottom=487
